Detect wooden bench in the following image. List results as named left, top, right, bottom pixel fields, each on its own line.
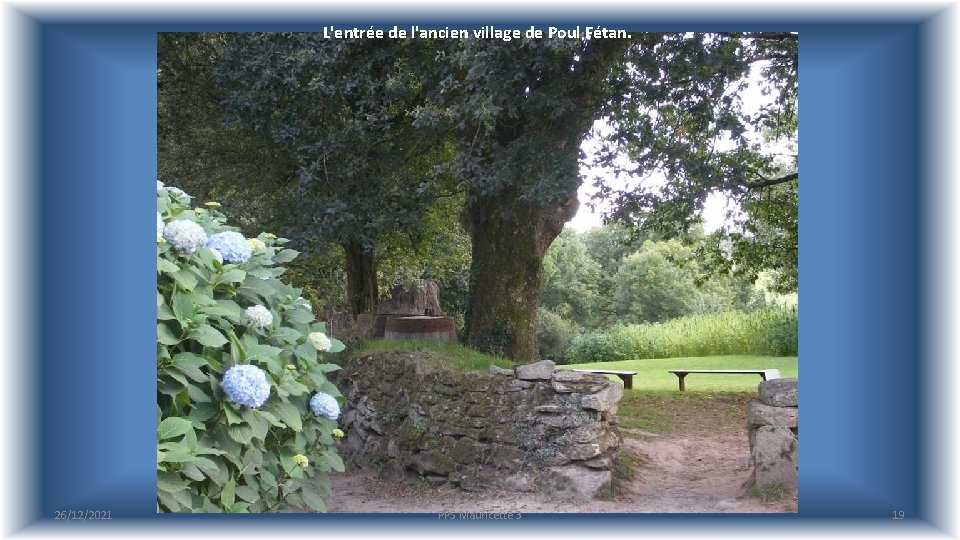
left=572, top=369, right=638, bottom=389
left=667, top=369, right=781, bottom=391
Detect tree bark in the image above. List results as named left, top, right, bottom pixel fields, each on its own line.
left=464, top=189, right=578, bottom=361
left=461, top=39, right=631, bottom=362
left=342, top=242, right=378, bottom=317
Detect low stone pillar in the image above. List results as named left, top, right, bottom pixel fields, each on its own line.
left=747, top=378, right=798, bottom=490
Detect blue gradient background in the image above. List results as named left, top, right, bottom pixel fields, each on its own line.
left=11, top=5, right=953, bottom=536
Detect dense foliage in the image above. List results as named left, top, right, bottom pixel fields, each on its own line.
left=159, top=32, right=798, bottom=362
left=568, top=307, right=798, bottom=362
left=157, top=183, right=346, bottom=512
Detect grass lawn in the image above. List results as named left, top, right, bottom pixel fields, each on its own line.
left=560, top=355, right=798, bottom=392
left=353, top=339, right=515, bottom=371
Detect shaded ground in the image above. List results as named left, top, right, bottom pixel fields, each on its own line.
left=326, top=392, right=797, bottom=514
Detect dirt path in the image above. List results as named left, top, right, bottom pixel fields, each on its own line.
left=326, top=425, right=795, bottom=513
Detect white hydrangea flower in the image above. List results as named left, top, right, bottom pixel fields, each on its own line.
left=244, top=305, right=273, bottom=329
left=308, top=331, right=332, bottom=352
left=208, top=248, right=223, bottom=264
left=162, top=219, right=207, bottom=254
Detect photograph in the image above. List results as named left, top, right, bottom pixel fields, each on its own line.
left=156, top=30, right=799, bottom=514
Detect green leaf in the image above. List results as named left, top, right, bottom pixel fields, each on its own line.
left=180, top=464, right=205, bottom=482
left=158, top=417, right=193, bottom=441
left=186, top=382, right=212, bottom=403
left=214, top=426, right=242, bottom=464
left=219, top=268, right=247, bottom=284
left=279, top=377, right=309, bottom=397
left=240, top=447, right=263, bottom=474
left=171, top=291, right=196, bottom=322
left=315, top=363, right=341, bottom=374
left=264, top=400, right=302, bottom=432
left=256, top=409, right=284, bottom=429
left=172, top=352, right=208, bottom=382
left=202, top=300, right=243, bottom=321
left=222, top=403, right=244, bottom=425
left=157, top=376, right=186, bottom=397
left=286, top=307, right=315, bottom=325
left=157, top=302, right=177, bottom=321
left=323, top=449, right=346, bottom=473
left=294, top=343, right=317, bottom=363
left=158, top=471, right=189, bottom=492
left=187, top=401, right=219, bottom=422
left=270, top=327, right=303, bottom=345
left=300, top=489, right=327, bottom=513
left=246, top=344, right=282, bottom=364
left=157, top=323, right=181, bottom=346
left=172, top=269, right=198, bottom=291
left=195, top=455, right=228, bottom=485
left=227, top=423, right=254, bottom=445
left=241, top=409, right=269, bottom=441
left=190, top=324, right=227, bottom=348
left=326, top=338, right=346, bottom=353
left=220, top=478, right=236, bottom=509
left=272, top=249, right=299, bottom=264
left=157, top=489, right=180, bottom=512
left=158, top=258, right=180, bottom=274
left=234, top=486, right=259, bottom=504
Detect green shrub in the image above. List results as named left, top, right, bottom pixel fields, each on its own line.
left=568, top=307, right=798, bottom=362
left=157, top=183, right=346, bottom=513
left=535, top=308, right=582, bottom=363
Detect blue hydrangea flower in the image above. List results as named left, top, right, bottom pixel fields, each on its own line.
left=163, top=219, right=208, bottom=254
left=204, top=231, right=252, bottom=264
left=309, top=392, right=340, bottom=420
left=156, top=212, right=164, bottom=237
left=244, top=305, right=273, bottom=329
left=221, top=364, right=271, bottom=408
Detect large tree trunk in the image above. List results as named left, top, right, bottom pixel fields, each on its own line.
left=460, top=40, right=630, bottom=362
left=465, top=189, right=578, bottom=361
left=342, top=242, right=378, bottom=317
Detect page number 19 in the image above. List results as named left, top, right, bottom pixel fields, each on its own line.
left=892, top=511, right=905, bottom=520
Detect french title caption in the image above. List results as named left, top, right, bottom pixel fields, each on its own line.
left=322, top=25, right=631, bottom=41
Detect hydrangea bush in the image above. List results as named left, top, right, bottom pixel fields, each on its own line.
left=157, top=182, right=346, bottom=513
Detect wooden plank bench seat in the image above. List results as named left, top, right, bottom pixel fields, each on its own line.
left=667, top=369, right=781, bottom=391
left=572, top=369, right=638, bottom=389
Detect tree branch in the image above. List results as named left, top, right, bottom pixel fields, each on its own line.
left=744, top=172, right=798, bottom=190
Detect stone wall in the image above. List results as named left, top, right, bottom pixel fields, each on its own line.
left=747, top=378, right=798, bottom=490
left=335, top=354, right=624, bottom=500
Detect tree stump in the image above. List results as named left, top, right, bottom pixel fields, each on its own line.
left=383, top=316, right=457, bottom=343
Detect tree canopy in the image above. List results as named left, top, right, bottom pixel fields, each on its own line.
left=158, top=31, right=798, bottom=361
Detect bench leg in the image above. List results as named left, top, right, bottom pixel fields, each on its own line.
left=619, top=374, right=633, bottom=390
left=678, top=374, right=686, bottom=392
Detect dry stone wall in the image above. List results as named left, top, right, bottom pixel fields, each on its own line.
left=747, top=378, right=798, bottom=490
left=334, top=355, right=624, bottom=500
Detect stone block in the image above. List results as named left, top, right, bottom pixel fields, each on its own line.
left=758, top=378, right=798, bottom=407
left=414, top=450, right=455, bottom=475
left=564, top=443, right=602, bottom=461
left=489, top=365, right=515, bottom=377
left=544, top=465, right=612, bottom=500
left=551, top=370, right=607, bottom=393
left=747, top=400, right=798, bottom=428
left=451, top=437, right=488, bottom=464
left=751, top=426, right=798, bottom=489
left=489, top=444, right=524, bottom=467
left=516, top=360, right=556, bottom=380
left=581, top=382, right=623, bottom=412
